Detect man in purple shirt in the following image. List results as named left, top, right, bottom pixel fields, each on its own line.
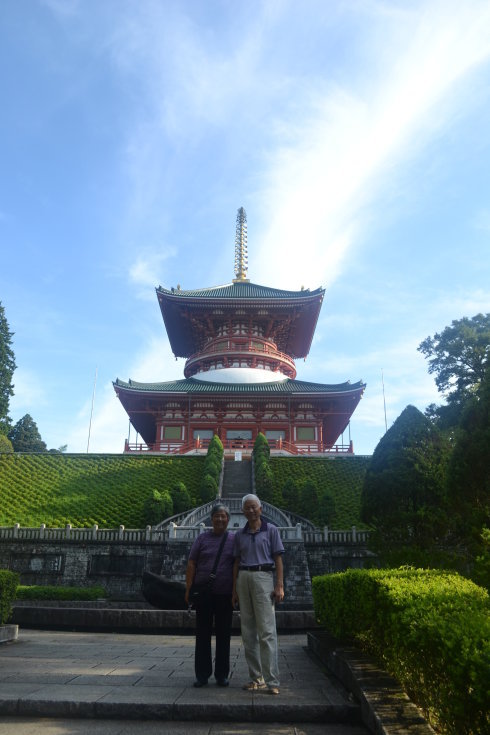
left=232, top=493, right=284, bottom=695
left=185, top=503, right=235, bottom=687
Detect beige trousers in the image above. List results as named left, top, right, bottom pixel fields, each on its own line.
left=236, top=570, right=279, bottom=687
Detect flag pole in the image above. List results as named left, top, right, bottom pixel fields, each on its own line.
left=87, top=366, right=98, bottom=453
left=381, top=368, right=388, bottom=433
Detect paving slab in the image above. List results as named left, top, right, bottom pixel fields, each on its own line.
left=0, top=718, right=370, bottom=735
left=0, top=629, right=362, bottom=727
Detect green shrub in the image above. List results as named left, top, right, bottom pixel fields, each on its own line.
left=300, top=480, right=319, bottom=522
left=16, top=585, right=106, bottom=600
left=0, top=434, right=13, bottom=453
left=200, top=474, right=218, bottom=503
left=143, top=489, right=173, bottom=526
left=0, top=569, right=19, bottom=624
left=318, top=492, right=336, bottom=526
left=255, top=462, right=274, bottom=502
left=282, top=477, right=300, bottom=514
left=208, top=435, right=223, bottom=454
left=253, top=432, right=270, bottom=458
left=170, top=481, right=191, bottom=514
left=313, top=568, right=489, bottom=735
left=203, top=455, right=221, bottom=482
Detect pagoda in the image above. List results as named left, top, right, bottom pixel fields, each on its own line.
left=114, top=208, right=365, bottom=454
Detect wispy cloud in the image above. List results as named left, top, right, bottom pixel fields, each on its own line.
left=129, top=247, right=178, bottom=298
left=9, top=369, right=48, bottom=418
left=254, top=1, right=490, bottom=289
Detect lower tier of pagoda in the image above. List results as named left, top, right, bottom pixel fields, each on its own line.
left=114, top=376, right=365, bottom=455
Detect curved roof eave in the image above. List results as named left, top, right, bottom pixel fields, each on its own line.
left=156, top=281, right=325, bottom=301
left=113, top=377, right=366, bottom=396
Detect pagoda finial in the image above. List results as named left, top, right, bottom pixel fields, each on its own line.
left=233, top=207, right=249, bottom=282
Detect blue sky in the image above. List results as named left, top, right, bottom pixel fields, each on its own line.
left=1, top=0, right=489, bottom=455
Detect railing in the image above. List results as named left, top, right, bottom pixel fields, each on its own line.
left=184, top=339, right=297, bottom=374
left=124, top=438, right=354, bottom=455
left=124, top=439, right=198, bottom=454
left=303, top=526, right=370, bottom=544
left=0, top=523, right=369, bottom=545
left=173, top=498, right=293, bottom=530
left=0, top=523, right=163, bottom=543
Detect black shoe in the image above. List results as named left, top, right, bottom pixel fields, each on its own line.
left=193, top=678, right=208, bottom=687
left=216, top=677, right=229, bottom=687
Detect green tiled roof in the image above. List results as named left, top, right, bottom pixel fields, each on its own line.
left=114, top=377, right=365, bottom=395
left=157, top=281, right=324, bottom=300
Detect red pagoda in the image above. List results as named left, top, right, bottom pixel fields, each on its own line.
left=114, top=208, right=365, bottom=454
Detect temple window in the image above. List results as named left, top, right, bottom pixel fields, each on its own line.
left=297, top=427, right=315, bottom=440
left=193, top=429, right=213, bottom=440
left=163, top=426, right=182, bottom=440
left=265, top=430, right=286, bottom=441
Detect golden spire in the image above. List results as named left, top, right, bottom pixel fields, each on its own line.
left=233, top=207, right=249, bottom=282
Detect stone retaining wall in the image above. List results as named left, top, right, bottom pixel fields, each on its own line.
left=0, top=537, right=373, bottom=608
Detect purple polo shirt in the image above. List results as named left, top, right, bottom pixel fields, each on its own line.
left=233, top=520, right=284, bottom=567
left=189, top=530, right=235, bottom=595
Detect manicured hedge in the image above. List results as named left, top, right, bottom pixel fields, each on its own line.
left=0, top=569, right=19, bottom=624
left=16, top=585, right=106, bottom=601
left=312, top=568, right=489, bottom=735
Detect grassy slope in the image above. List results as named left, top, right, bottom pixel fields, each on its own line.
left=0, top=454, right=205, bottom=528
left=270, top=456, right=371, bottom=528
left=0, top=453, right=371, bottom=529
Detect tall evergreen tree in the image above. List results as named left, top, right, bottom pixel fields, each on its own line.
left=361, top=405, right=449, bottom=553
left=446, top=366, right=490, bottom=585
left=8, top=414, right=47, bottom=453
left=0, top=302, right=16, bottom=434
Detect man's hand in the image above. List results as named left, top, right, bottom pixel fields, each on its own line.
left=272, top=583, right=284, bottom=603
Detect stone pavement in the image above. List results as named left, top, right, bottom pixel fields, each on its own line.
left=0, top=630, right=369, bottom=735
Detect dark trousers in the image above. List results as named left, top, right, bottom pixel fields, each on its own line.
left=195, top=593, right=233, bottom=681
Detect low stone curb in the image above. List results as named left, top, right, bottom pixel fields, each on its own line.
left=307, top=632, right=435, bottom=735
left=0, top=625, right=18, bottom=644
left=0, top=697, right=360, bottom=724
left=10, top=606, right=317, bottom=632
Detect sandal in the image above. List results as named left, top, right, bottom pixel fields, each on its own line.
left=268, top=686, right=280, bottom=695
left=242, top=680, right=267, bottom=690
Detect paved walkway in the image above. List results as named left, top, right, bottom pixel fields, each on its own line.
left=0, top=630, right=369, bottom=735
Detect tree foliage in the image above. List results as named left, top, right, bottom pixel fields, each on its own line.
left=361, top=405, right=449, bottom=552
left=300, top=480, right=319, bottom=523
left=0, top=433, right=13, bottom=453
left=445, top=366, right=490, bottom=560
left=0, top=302, right=16, bottom=434
left=418, top=313, right=490, bottom=404
left=170, top=481, right=191, bottom=514
left=253, top=433, right=274, bottom=502
left=282, top=477, right=300, bottom=514
left=200, top=473, right=218, bottom=503
left=143, top=489, right=173, bottom=526
left=8, top=414, right=47, bottom=453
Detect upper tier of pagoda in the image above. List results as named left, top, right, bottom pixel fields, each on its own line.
left=157, top=280, right=324, bottom=375
left=157, top=208, right=325, bottom=381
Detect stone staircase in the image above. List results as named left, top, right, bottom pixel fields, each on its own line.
left=221, top=457, right=252, bottom=500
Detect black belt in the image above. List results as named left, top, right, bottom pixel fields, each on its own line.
left=239, top=564, right=275, bottom=572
